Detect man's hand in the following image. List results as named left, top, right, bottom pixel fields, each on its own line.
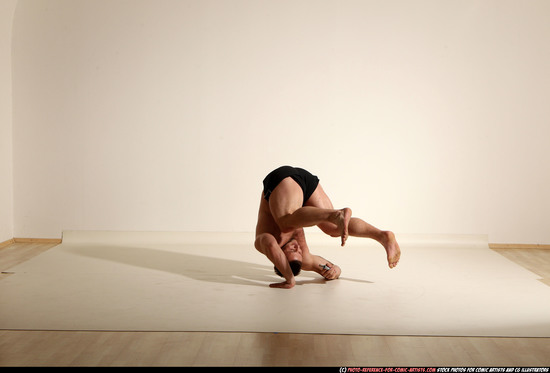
left=320, top=264, right=341, bottom=280
left=269, top=278, right=295, bottom=289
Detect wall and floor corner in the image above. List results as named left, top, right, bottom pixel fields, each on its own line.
left=4, top=0, right=550, bottom=245
left=0, top=0, right=18, bottom=244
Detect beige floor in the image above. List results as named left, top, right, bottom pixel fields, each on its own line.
left=2, top=232, right=550, bottom=337
left=1, top=239, right=550, bottom=366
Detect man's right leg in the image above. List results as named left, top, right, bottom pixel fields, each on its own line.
left=268, top=178, right=351, bottom=245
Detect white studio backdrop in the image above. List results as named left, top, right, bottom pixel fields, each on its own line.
left=10, top=0, right=550, bottom=243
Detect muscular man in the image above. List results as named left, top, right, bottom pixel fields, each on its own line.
left=254, top=166, right=401, bottom=289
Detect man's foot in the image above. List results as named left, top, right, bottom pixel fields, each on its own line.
left=332, top=208, right=352, bottom=246
left=381, top=231, right=401, bottom=268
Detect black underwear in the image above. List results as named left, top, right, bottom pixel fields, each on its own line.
left=262, top=166, right=320, bottom=205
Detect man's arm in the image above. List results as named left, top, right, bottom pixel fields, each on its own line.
left=255, top=233, right=295, bottom=289
left=293, top=229, right=341, bottom=280
left=303, top=254, right=341, bottom=280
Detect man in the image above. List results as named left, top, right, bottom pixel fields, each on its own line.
left=254, top=166, right=401, bottom=289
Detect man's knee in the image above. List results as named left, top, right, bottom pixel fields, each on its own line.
left=318, top=222, right=340, bottom=237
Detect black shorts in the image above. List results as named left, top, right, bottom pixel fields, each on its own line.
left=262, top=166, right=320, bottom=205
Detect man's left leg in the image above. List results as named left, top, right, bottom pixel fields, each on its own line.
left=305, top=184, right=401, bottom=268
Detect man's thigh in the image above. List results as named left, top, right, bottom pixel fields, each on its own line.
left=304, top=183, right=334, bottom=209
left=304, top=184, right=339, bottom=235
left=268, top=177, right=304, bottom=221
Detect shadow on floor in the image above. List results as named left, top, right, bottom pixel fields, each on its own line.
left=66, top=244, right=373, bottom=288
left=67, top=244, right=313, bottom=287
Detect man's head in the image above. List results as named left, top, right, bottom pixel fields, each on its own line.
left=274, top=238, right=302, bottom=277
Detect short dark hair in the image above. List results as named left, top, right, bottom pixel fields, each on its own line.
left=274, top=260, right=302, bottom=277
